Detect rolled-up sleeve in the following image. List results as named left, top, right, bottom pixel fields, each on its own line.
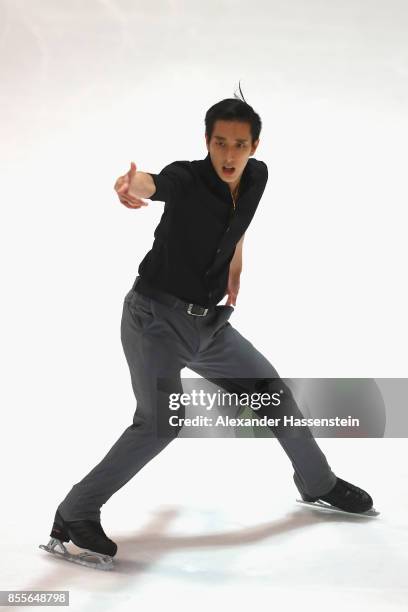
left=147, top=161, right=193, bottom=203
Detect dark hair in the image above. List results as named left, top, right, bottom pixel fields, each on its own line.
left=205, top=81, right=262, bottom=145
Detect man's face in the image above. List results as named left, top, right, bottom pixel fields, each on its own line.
left=205, top=120, right=259, bottom=189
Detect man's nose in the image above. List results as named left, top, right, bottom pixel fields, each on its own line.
left=223, top=146, right=236, bottom=159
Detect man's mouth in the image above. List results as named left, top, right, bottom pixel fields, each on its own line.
left=222, top=166, right=235, bottom=175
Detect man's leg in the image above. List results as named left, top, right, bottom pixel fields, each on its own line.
left=187, top=316, right=337, bottom=498
left=57, top=291, right=190, bottom=522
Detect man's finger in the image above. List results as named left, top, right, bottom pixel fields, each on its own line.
left=119, top=196, right=148, bottom=208
left=128, top=161, right=137, bottom=179
left=114, top=173, right=128, bottom=188
left=117, top=182, right=129, bottom=194
left=121, top=194, right=148, bottom=206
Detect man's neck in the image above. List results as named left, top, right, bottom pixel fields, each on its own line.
left=229, top=177, right=241, bottom=196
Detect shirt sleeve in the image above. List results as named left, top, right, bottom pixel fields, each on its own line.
left=147, top=161, right=193, bottom=202
left=259, top=160, right=268, bottom=184
left=253, top=160, right=268, bottom=204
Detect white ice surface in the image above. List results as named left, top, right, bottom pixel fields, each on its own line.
left=2, top=439, right=408, bottom=612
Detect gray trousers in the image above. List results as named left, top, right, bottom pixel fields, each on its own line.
left=58, top=279, right=336, bottom=521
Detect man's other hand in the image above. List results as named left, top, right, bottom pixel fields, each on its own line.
left=225, top=273, right=240, bottom=307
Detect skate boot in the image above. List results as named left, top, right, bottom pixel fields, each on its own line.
left=39, top=510, right=117, bottom=570
left=297, top=477, right=379, bottom=517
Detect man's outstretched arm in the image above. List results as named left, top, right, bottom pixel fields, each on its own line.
left=114, top=160, right=192, bottom=208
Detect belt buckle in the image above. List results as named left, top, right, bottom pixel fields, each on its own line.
left=187, top=303, right=208, bottom=316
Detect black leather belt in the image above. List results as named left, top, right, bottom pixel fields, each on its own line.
left=132, top=275, right=212, bottom=316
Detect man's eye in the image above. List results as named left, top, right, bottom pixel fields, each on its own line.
left=215, top=141, right=245, bottom=147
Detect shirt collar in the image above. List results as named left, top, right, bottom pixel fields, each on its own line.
left=200, top=153, right=252, bottom=201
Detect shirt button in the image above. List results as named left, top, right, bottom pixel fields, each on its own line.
left=205, top=270, right=210, bottom=276
left=226, top=226, right=230, bottom=233
left=208, top=291, right=213, bottom=298
left=216, top=248, right=221, bottom=253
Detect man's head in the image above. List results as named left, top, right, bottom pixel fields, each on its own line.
left=205, top=97, right=261, bottom=189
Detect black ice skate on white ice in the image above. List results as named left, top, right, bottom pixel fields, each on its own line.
left=39, top=510, right=117, bottom=570
left=296, top=477, right=380, bottom=518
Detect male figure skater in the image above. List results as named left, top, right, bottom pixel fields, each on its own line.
left=44, top=94, right=374, bottom=567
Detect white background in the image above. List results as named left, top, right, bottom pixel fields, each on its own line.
left=1, top=1, right=407, bottom=611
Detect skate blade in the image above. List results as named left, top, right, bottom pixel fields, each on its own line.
left=39, top=538, right=114, bottom=570
left=296, top=499, right=380, bottom=518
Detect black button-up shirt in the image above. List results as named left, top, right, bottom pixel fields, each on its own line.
left=137, top=152, right=268, bottom=307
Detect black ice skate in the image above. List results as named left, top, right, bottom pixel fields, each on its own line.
left=39, top=510, right=117, bottom=570
left=296, top=477, right=380, bottom=518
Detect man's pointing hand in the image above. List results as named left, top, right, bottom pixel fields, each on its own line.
left=114, top=162, right=149, bottom=209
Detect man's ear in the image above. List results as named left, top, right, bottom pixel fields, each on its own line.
left=250, top=139, right=260, bottom=155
